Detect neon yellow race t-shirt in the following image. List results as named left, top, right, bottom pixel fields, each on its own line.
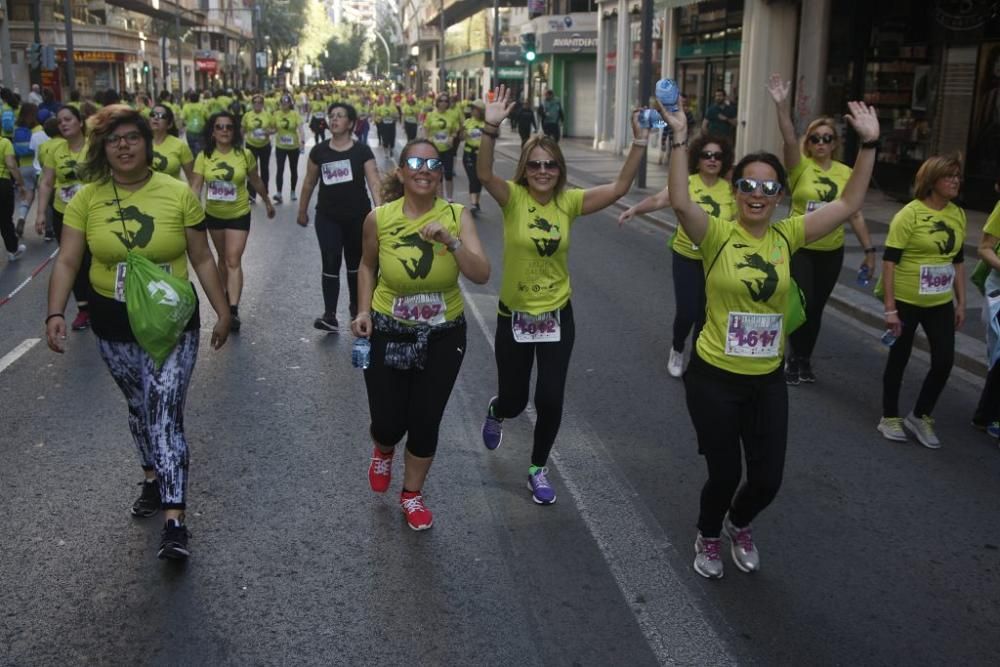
left=0, top=138, right=13, bottom=179
left=462, top=118, right=485, bottom=152
left=672, top=174, right=737, bottom=260
left=885, top=199, right=966, bottom=308
left=372, top=197, right=465, bottom=324
left=242, top=110, right=273, bottom=148
left=152, top=135, right=194, bottom=180
left=272, top=110, right=302, bottom=150
left=423, top=111, right=459, bottom=153
left=62, top=172, right=205, bottom=299
left=788, top=155, right=853, bottom=251
left=194, top=148, right=256, bottom=219
left=696, top=216, right=806, bottom=375
left=499, top=182, right=586, bottom=315
left=42, top=138, right=88, bottom=214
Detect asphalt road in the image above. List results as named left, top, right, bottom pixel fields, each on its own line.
left=1, top=138, right=998, bottom=666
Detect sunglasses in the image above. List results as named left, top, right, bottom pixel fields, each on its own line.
left=150, top=111, right=168, bottom=120
left=808, top=133, right=835, bottom=145
left=215, top=124, right=234, bottom=131
left=700, top=151, right=723, bottom=161
left=105, top=131, right=143, bottom=146
left=735, top=178, right=783, bottom=197
left=405, top=156, right=443, bottom=171
left=526, top=159, right=560, bottom=172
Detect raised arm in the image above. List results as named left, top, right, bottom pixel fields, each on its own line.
left=802, top=101, right=880, bottom=244
left=618, top=186, right=671, bottom=226
left=581, top=109, right=649, bottom=215
left=477, top=85, right=516, bottom=207
left=767, top=73, right=800, bottom=171
left=662, top=102, right=709, bottom=244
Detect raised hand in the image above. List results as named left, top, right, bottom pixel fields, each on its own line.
left=654, top=99, right=688, bottom=140
left=767, top=73, right=790, bottom=106
left=485, top=85, right=515, bottom=126
left=844, top=100, right=880, bottom=143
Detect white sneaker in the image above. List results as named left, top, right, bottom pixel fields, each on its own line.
left=693, top=533, right=724, bottom=579
left=667, top=348, right=684, bottom=378
left=904, top=412, right=941, bottom=449
left=7, top=243, right=26, bottom=261
left=877, top=417, right=908, bottom=442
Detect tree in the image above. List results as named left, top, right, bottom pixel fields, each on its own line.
left=260, top=0, right=308, bottom=80
left=318, top=24, right=368, bottom=80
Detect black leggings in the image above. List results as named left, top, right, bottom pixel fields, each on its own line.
left=364, top=323, right=466, bottom=458
left=671, top=249, right=706, bottom=353
left=0, top=178, right=17, bottom=253
left=788, top=246, right=844, bottom=360
left=247, top=144, right=271, bottom=200
left=53, top=209, right=91, bottom=307
left=315, top=212, right=364, bottom=316
left=379, top=122, right=396, bottom=147
left=882, top=300, right=955, bottom=418
left=974, top=360, right=1000, bottom=427
left=462, top=150, right=482, bottom=194
left=493, top=302, right=575, bottom=467
left=274, top=148, right=300, bottom=194
left=684, top=351, right=788, bottom=537
left=404, top=122, right=418, bottom=142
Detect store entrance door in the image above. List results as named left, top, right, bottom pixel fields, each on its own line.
left=678, top=57, right=741, bottom=126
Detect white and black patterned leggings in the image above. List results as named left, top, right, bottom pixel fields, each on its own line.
left=97, top=330, right=199, bottom=510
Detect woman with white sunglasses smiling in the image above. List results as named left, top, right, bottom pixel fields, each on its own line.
left=768, top=73, right=877, bottom=385
left=661, top=98, right=880, bottom=580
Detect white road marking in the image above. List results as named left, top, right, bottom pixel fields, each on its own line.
left=461, top=286, right=735, bottom=666
left=0, top=338, right=40, bottom=375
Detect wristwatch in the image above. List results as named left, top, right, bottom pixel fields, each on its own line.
left=447, top=238, right=462, bottom=253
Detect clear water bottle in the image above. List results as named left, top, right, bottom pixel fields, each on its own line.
left=351, top=337, right=371, bottom=369
left=655, top=78, right=680, bottom=112
left=857, top=265, right=871, bottom=287
left=880, top=329, right=898, bottom=347
left=638, top=109, right=666, bottom=129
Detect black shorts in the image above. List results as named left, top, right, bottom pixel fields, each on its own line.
left=205, top=212, right=251, bottom=231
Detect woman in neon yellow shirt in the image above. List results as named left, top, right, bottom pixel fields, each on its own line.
left=662, top=97, right=880, bottom=579
left=351, top=138, right=490, bottom=530
left=768, top=74, right=877, bottom=385
left=44, top=104, right=230, bottom=561
left=618, top=134, right=737, bottom=377
left=477, top=84, right=648, bottom=506
left=0, top=135, right=28, bottom=260
left=149, top=104, right=194, bottom=181
left=272, top=94, right=304, bottom=203
left=877, top=155, right=967, bottom=448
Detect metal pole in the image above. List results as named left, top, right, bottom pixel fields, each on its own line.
left=439, top=0, right=445, bottom=92
left=491, top=0, right=499, bottom=89
left=0, top=0, right=15, bottom=89
left=175, top=4, right=182, bottom=96
left=62, top=0, right=75, bottom=92
left=637, top=0, right=653, bottom=189
left=29, top=0, right=40, bottom=85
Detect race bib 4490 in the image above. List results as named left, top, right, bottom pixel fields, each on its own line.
left=321, top=159, right=353, bottom=185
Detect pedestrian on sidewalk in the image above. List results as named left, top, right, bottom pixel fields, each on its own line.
left=351, top=138, right=490, bottom=531
left=538, top=89, right=564, bottom=143
left=973, top=192, right=1000, bottom=443
left=662, top=99, right=880, bottom=579
left=768, top=74, right=878, bottom=385
left=43, top=105, right=231, bottom=561
left=701, top=88, right=737, bottom=144
left=618, top=134, right=736, bottom=377
left=876, top=155, right=967, bottom=449
left=297, top=103, right=381, bottom=332
left=476, top=84, right=649, bottom=506
left=514, top=96, right=538, bottom=146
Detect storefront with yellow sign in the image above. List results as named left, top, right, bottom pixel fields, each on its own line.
left=57, top=50, right=131, bottom=98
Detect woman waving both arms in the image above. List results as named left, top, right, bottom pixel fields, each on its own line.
left=662, top=98, right=880, bottom=579
left=618, top=134, right=736, bottom=377
left=768, top=74, right=877, bottom=385
left=477, top=84, right=649, bottom=505
left=351, top=139, right=489, bottom=531
left=189, top=111, right=275, bottom=332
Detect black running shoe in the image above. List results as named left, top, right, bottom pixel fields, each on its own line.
left=230, top=314, right=241, bottom=332
left=784, top=357, right=800, bottom=386
left=158, top=519, right=190, bottom=560
left=130, top=479, right=161, bottom=518
left=798, top=358, right=816, bottom=383
left=314, top=314, right=339, bottom=333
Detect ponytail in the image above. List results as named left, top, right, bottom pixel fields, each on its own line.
left=380, top=168, right=405, bottom=203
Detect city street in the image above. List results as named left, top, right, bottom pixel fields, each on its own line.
left=1, top=141, right=999, bottom=666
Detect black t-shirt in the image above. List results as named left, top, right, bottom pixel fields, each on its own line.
left=309, top=140, right=375, bottom=218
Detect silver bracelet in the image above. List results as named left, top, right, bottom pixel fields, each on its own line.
left=632, top=139, right=648, bottom=147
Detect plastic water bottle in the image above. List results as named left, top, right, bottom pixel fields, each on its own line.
left=351, top=337, right=371, bottom=369
left=857, top=265, right=871, bottom=287
left=638, top=109, right=665, bottom=130
left=655, top=78, right=680, bottom=112
left=880, top=329, right=898, bottom=347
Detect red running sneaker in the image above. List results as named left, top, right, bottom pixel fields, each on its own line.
left=368, top=447, right=393, bottom=493
left=400, top=490, right=433, bottom=531
left=71, top=310, right=90, bottom=331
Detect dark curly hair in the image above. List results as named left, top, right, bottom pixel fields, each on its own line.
left=77, top=105, right=153, bottom=183
left=202, top=110, right=245, bottom=158
left=688, top=135, right=734, bottom=176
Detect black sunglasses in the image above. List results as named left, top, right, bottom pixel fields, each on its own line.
left=215, top=124, right=234, bottom=131
left=150, top=111, right=168, bottom=120
left=700, top=151, right=723, bottom=161
left=808, top=133, right=835, bottom=145
left=735, top=178, right=783, bottom=197
left=405, top=156, right=443, bottom=171
left=526, top=159, right=560, bottom=171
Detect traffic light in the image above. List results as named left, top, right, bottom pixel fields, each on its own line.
left=27, top=43, right=41, bottom=70
left=142, top=61, right=150, bottom=74
left=41, top=45, right=56, bottom=71
left=521, top=33, right=536, bottom=62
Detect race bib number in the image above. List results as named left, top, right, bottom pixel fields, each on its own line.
left=919, top=264, right=955, bottom=295
left=434, top=131, right=449, bottom=143
left=469, top=128, right=483, bottom=140
left=59, top=184, right=81, bottom=203
left=725, top=312, right=782, bottom=358
left=251, top=128, right=267, bottom=141
left=404, top=115, right=417, bottom=124
left=312, top=112, right=325, bottom=120
left=381, top=119, right=395, bottom=125
left=392, top=292, right=445, bottom=325
left=512, top=310, right=561, bottom=343
left=114, top=261, right=171, bottom=302
left=806, top=200, right=827, bottom=213
left=278, top=135, right=296, bottom=146
left=321, top=160, right=353, bottom=185
left=207, top=180, right=237, bottom=202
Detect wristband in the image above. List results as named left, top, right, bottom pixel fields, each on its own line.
left=864, top=247, right=877, bottom=254
left=484, top=121, right=500, bottom=127
left=632, top=139, right=648, bottom=147
left=861, top=139, right=880, bottom=149
left=481, top=131, right=499, bottom=139
left=46, top=313, right=65, bottom=323
left=884, top=310, right=898, bottom=316
left=670, top=139, right=688, bottom=149
left=353, top=311, right=371, bottom=320
left=447, top=238, right=462, bottom=253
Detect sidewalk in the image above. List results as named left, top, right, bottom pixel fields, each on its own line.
left=493, top=134, right=991, bottom=376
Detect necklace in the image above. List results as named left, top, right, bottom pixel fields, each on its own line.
left=113, top=169, right=152, bottom=187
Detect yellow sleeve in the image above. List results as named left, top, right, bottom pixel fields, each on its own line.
left=62, top=184, right=92, bottom=232
left=181, top=186, right=205, bottom=227
left=885, top=205, right=915, bottom=250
